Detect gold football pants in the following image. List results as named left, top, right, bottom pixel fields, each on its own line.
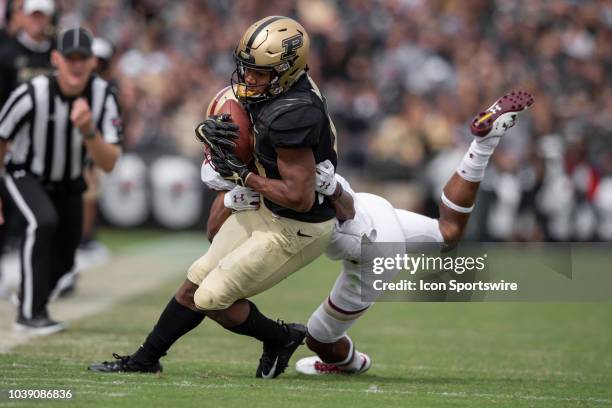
left=187, top=204, right=334, bottom=310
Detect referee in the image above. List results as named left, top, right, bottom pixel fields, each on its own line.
left=0, top=27, right=122, bottom=335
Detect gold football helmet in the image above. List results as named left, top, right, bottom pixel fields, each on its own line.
left=232, top=16, right=310, bottom=103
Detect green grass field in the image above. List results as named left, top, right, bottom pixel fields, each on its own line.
left=1, top=230, right=612, bottom=407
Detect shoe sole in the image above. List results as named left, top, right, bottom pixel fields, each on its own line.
left=295, top=356, right=326, bottom=375
left=87, top=365, right=163, bottom=373
left=471, top=90, right=534, bottom=137
left=14, top=322, right=67, bottom=336
left=295, top=353, right=372, bottom=375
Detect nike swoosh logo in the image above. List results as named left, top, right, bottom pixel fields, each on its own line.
left=261, top=357, right=278, bottom=379
left=297, top=230, right=312, bottom=238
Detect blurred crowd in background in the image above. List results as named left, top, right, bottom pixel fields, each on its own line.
left=1, top=0, right=611, bottom=241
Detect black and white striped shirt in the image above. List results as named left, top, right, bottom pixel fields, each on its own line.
left=0, top=74, right=121, bottom=184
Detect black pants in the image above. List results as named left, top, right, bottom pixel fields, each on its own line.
left=3, top=173, right=83, bottom=320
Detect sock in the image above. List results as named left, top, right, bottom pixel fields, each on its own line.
left=340, top=350, right=366, bottom=372
left=456, top=137, right=500, bottom=182
left=131, top=297, right=205, bottom=365
left=226, top=300, right=290, bottom=346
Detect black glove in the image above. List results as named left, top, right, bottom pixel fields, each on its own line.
left=210, top=149, right=252, bottom=187
left=195, top=114, right=239, bottom=153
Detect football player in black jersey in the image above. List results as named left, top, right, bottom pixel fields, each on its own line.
left=0, top=0, right=56, bottom=105
left=90, top=16, right=338, bottom=379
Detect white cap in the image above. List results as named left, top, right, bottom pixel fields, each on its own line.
left=23, top=0, right=55, bottom=16
left=92, top=37, right=114, bottom=60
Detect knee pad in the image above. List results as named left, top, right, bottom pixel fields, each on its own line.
left=193, top=286, right=232, bottom=311
left=307, top=300, right=368, bottom=343
left=186, top=255, right=216, bottom=286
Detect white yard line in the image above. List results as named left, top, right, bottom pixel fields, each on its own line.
left=0, top=233, right=207, bottom=353
left=1, top=377, right=611, bottom=405
left=391, top=364, right=588, bottom=379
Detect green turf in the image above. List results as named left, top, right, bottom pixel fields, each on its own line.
left=1, top=234, right=611, bottom=407
left=96, top=228, right=177, bottom=253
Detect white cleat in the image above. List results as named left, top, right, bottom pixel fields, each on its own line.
left=295, top=352, right=372, bottom=375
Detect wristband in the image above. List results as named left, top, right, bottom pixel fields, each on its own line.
left=223, top=191, right=232, bottom=208
left=441, top=192, right=474, bottom=213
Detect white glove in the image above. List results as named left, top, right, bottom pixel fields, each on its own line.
left=223, top=185, right=260, bottom=211
left=315, top=160, right=337, bottom=196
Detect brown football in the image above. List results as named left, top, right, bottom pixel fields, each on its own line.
left=206, top=86, right=254, bottom=166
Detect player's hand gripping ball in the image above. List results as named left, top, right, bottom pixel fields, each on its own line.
left=195, top=114, right=239, bottom=152
left=210, top=149, right=252, bottom=187
left=216, top=99, right=254, bottom=166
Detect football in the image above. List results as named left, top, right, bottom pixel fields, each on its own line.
left=206, top=86, right=254, bottom=166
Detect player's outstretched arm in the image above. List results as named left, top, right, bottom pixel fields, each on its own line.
left=246, top=147, right=316, bottom=213
left=315, top=160, right=355, bottom=221
left=206, top=186, right=260, bottom=241
left=328, top=185, right=355, bottom=222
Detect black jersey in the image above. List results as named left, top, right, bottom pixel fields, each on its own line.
left=0, top=32, right=54, bottom=105
left=248, top=74, right=338, bottom=223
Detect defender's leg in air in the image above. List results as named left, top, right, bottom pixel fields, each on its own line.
left=298, top=91, right=534, bottom=375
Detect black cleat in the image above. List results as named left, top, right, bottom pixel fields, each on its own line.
left=14, top=315, right=66, bottom=336
left=88, top=353, right=163, bottom=373
left=256, top=322, right=307, bottom=379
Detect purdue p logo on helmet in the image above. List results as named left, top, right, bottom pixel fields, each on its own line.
left=232, top=16, right=310, bottom=103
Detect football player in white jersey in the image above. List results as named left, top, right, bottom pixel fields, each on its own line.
left=296, top=90, right=533, bottom=374
left=202, top=90, right=533, bottom=375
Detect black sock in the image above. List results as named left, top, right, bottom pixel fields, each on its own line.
left=226, top=300, right=289, bottom=346
left=131, top=297, right=205, bottom=364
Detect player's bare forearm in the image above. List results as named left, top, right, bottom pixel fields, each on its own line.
left=207, top=191, right=232, bottom=242
left=330, top=185, right=355, bottom=222
left=84, top=134, right=121, bottom=173
left=246, top=173, right=308, bottom=210
left=246, top=147, right=315, bottom=213
left=72, top=98, right=120, bottom=173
